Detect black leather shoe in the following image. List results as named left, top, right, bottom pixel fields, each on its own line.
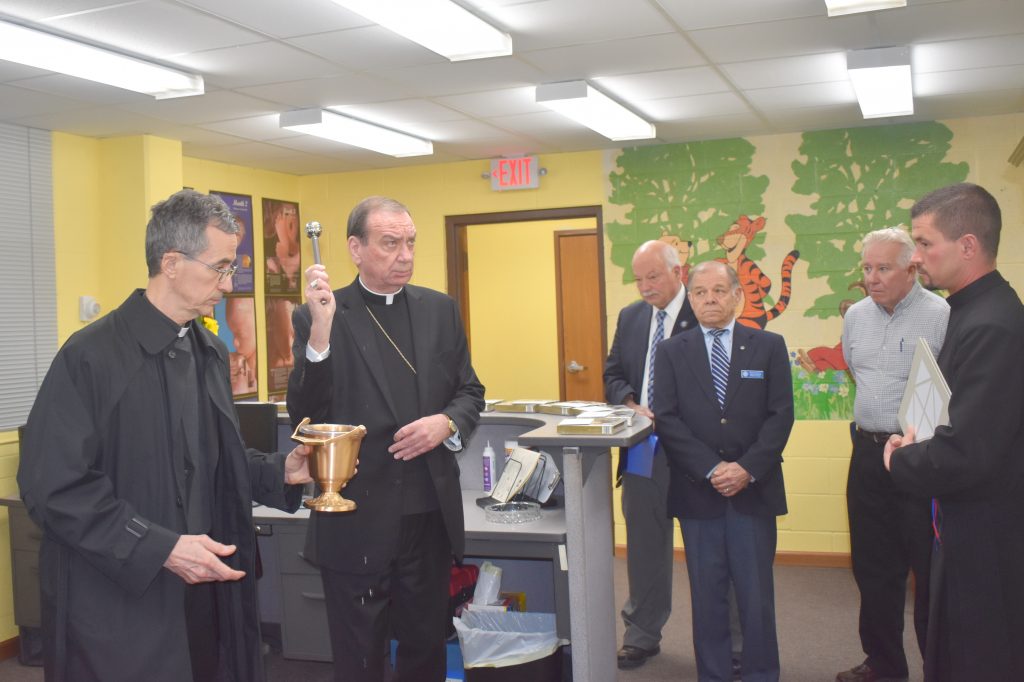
left=732, top=657, right=742, bottom=680
left=836, top=662, right=908, bottom=682
left=617, top=644, right=660, bottom=670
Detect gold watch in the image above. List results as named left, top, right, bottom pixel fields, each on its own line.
left=445, top=415, right=457, bottom=435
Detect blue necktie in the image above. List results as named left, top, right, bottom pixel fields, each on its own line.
left=647, top=309, right=667, bottom=409
left=709, top=328, right=729, bottom=408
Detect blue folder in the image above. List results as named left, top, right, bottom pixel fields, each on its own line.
left=624, top=433, right=659, bottom=478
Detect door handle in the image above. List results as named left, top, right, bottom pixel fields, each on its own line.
left=566, top=360, right=586, bottom=374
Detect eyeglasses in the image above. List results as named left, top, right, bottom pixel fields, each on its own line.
left=175, top=251, right=238, bottom=282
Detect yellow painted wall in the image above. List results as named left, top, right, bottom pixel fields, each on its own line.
left=466, top=218, right=595, bottom=400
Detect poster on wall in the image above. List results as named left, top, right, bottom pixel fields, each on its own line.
left=210, top=190, right=255, bottom=294
left=213, top=296, right=258, bottom=398
left=265, top=295, right=299, bottom=397
left=262, top=197, right=301, bottom=295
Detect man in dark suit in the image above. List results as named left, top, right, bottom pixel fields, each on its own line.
left=884, top=183, right=1024, bottom=681
left=288, top=196, right=485, bottom=682
left=655, top=260, right=794, bottom=682
left=604, top=239, right=698, bottom=670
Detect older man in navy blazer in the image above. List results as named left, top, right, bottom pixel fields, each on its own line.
left=654, top=260, right=793, bottom=682
left=604, top=239, right=697, bottom=670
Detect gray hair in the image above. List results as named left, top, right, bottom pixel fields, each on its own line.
left=689, top=260, right=740, bottom=290
left=146, top=189, right=237, bottom=276
left=861, top=227, right=915, bottom=267
left=347, top=196, right=411, bottom=242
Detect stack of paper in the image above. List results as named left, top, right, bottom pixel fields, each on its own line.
left=556, top=416, right=629, bottom=435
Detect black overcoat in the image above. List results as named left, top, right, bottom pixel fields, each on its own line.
left=17, top=290, right=301, bottom=682
left=890, top=271, right=1024, bottom=681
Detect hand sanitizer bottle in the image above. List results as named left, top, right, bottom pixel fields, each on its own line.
left=482, top=441, right=496, bottom=493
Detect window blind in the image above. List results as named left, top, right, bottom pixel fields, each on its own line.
left=0, top=122, right=55, bottom=430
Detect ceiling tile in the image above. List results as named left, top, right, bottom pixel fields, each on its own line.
left=595, top=67, right=733, bottom=102
left=120, top=90, right=280, bottom=125
left=518, top=33, right=708, bottom=81
left=914, top=33, right=1024, bottom=73
left=745, top=81, right=856, bottom=111
left=42, top=0, right=265, bottom=58
left=915, top=64, right=1024, bottom=97
left=175, top=42, right=341, bottom=89
left=721, top=53, right=849, bottom=90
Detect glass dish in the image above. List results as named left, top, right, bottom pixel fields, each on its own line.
left=484, top=501, right=541, bottom=524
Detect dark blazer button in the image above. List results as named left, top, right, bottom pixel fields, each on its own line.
left=175, top=495, right=183, bottom=507
left=168, top=350, right=176, bottom=359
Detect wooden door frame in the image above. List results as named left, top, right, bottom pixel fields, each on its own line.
left=444, top=205, right=607, bottom=356
left=553, top=228, right=604, bottom=400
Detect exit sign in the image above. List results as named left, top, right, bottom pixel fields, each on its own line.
left=490, top=156, right=540, bottom=191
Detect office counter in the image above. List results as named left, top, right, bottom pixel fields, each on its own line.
left=2, top=409, right=649, bottom=681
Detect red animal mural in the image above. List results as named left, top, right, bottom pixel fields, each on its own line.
left=715, top=215, right=800, bottom=329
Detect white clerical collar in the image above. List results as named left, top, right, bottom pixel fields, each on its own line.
left=178, top=324, right=190, bottom=338
left=358, top=277, right=404, bottom=305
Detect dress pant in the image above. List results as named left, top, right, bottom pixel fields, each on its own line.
left=680, top=504, right=779, bottom=682
left=620, top=451, right=675, bottom=650
left=320, top=510, right=451, bottom=682
left=847, top=429, right=932, bottom=678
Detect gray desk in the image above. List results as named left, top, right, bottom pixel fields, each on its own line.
left=253, top=489, right=571, bottom=660
left=463, top=411, right=651, bottom=682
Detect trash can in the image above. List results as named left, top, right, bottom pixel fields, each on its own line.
left=453, top=610, right=565, bottom=682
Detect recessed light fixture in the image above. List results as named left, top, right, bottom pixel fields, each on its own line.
left=824, top=0, right=906, bottom=17
left=328, top=0, right=512, bottom=61
left=280, top=109, right=434, bottom=157
left=847, top=47, right=914, bottom=119
left=0, top=19, right=203, bottom=99
left=536, top=81, right=655, bottom=141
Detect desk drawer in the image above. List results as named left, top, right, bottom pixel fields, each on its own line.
left=9, top=507, right=43, bottom=551
left=12, top=549, right=41, bottom=627
left=280, top=573, right=332, bottom=661
left=276, top=527, right=319, bottom=575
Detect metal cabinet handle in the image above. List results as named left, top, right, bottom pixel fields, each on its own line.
left=300, top=591, right=325, bottom=601
left=566, top=360, right=586, bottom=373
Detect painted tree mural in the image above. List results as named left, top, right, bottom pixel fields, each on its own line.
left=787, top=122, right=969, bottom=320
left=607, top=139, right=770, bottom=280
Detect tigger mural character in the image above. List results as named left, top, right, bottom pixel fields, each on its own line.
left=715, top=215, right=800, bottom=329
left=658, top=233, right=692, bottom=284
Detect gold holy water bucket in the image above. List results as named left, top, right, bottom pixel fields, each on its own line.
left=291, top=417, right=367, bottom=512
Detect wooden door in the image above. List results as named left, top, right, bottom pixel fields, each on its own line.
left=555, top=230, right=605, bottom=401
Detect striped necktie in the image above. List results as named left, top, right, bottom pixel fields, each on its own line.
left=646, top=309, right=667, bottom=409
left=709, top=328, right=729, bottom=408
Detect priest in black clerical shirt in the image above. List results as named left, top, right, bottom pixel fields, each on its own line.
left=18, top=189, right=313, bottom=682
left=288, top=195, right=485, bottom=682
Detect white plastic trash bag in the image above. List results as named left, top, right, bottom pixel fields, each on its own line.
left=453, top=610, right=562, bottom=669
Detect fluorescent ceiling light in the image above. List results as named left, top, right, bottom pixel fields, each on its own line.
left=824, top=0, right=906, bottom=17
left=847, top=47, right=914, bottom=119
left=536, top=81, right=655, bottom=141
left=0, top=19, right=203, bottom=99
left=329, top=0, right=512, bottom=61
left=280, top=108, right=434, bottom=157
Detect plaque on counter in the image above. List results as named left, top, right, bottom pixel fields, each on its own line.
left=493, top=399, right=552, bottom=413
left=534, top=400, right=606, bottom=416
left=556, top=416, right=629, bottom=435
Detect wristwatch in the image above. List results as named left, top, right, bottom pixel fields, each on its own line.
left=445, top=415, right=458, bottom=436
